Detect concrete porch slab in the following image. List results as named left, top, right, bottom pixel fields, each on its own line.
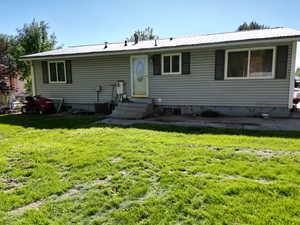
left=99, top=115, right=300, bottom=131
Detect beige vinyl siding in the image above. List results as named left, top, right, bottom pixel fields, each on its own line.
left=34, top=55, right=130, bottom=104
left=149, top=42, right=292, bottom=107
left=33, top=41, right=292, bottom=108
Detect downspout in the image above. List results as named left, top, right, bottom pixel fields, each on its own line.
left=30, top=61, right=36, bottom=96
left=288, top=41, right=297, bottom=109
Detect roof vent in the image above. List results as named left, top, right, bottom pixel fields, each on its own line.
left=104, top=42, right=108, bottom=49
left=155, top=39, right=157, bottom=46
left=170, top=37, right=173, bottom=41
left=124, top=40, right=127, bottom=46
left=134, top=33, right=139, bottom=44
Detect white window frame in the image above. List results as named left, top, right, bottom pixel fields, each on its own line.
left=48, top=61, right=67, bottom=84
left=224, top=47, right=276, bottom=80
left=162, top=53, right=182, bottom=75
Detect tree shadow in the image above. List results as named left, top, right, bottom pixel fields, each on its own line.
left=129, top=123, right=300, bottom=139
left=1, top=114, right=300, bottom=139
left=90, top=122, right=300, bottom=139
left=0, top=114, right=101, bottom=129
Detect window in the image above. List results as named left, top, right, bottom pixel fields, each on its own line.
left=48, top=61, right=66, bottom=83
left=227, top=51, right=248, bottom=78
left=250, top=49, right=273, bottom=77
left=162, top=53, right=181, bottom=75
left=225, top=47, right=275, bottom=79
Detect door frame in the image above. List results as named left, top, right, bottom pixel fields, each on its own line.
left=130, top=55, right=149, bottom=97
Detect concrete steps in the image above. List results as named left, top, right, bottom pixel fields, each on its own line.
left=110, top=102, right=153, bottom=119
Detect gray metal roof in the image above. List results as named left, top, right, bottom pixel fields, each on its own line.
left=21, top=27, right=300, bottom=59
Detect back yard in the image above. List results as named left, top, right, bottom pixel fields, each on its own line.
left=1, top=115, right=300, bottom=225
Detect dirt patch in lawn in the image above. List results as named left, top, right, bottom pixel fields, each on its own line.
left=60, top=186, right=81, bottom=198
left=195, top=143, right=300, bottom=157
left=119, top=170, right=128, bottom=175
left=1, top=178, right=20, bottom=187
left=9, top=199, right=44, bottom=215
left=1, top=178, right=23, bottom=193
left=93, top=175, right=112, bottom=185
left=234, top=148, right=300, bottom=157
left=193, top=172, right=274, bottom=184
left=9, top=186, right=81, bottom=214
left=110, top=157, right=123, bottom=163
left=9, top=176, right=113, bottom=215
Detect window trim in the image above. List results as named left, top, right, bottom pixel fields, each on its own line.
left=48, top=61, right=67, bottom=84
left=224, top=47, right=276, bottom=80
left=161, top=53, right=182, bottom=75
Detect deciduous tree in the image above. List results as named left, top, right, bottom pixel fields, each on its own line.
left=0, top=34, right=18, bottom=94
left=127, top=27, right=158, bottom=41
left=13, top=20, right=57, bottom=91
left=1, top=20, right=57, bottom=93
left=237, top=21, right=270, bottom=31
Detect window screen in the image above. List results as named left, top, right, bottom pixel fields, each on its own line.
left=250, top=49, right=273, bottom=77
left=49, top=63, right=57, bottom=82
left=163, top=56, right=171, bottom=73
left=227, top=51, right=248, bottom=78
left=172, top=55, right=180, bottom=73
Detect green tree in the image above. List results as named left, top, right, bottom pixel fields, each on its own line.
left=0, top=34, right=18, bottom=94
left=237, top=21, right=270, bottom=31
left=11, top=20, right=57, bottom=93
left=127, top=27, right=158, bottom=41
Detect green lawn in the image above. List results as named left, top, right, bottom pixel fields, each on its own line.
left=1, top=115, right=300, bottom=225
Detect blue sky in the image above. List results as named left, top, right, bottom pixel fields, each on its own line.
left=1, top=0, right=300, bottom=68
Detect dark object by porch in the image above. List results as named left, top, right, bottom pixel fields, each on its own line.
left=94, top=103, right=113, bottom=115
left=201, top=110, right=221, bottom=117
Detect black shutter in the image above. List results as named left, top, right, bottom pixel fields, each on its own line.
left=275, top=46, right=288, bottom=79
left=41, top=61, right=49, bottom=84
left=182, top=52, right=191, bottom=74
left=215, top=50, right=225, bottom=80
left=65, top=60, right=72, bottom=84
left=152, top=54, right=161, bottom=75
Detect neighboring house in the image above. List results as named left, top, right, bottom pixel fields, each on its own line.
left=9, top=75, right=25, bottom=95
left=21, top=28, right=300, bottom=117
left=0, top=75, right=25, bottom=106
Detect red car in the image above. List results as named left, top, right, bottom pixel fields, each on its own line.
left=21, top=96, right=56, bottom=114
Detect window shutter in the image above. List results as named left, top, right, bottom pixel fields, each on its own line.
left=41, top=61, right=49, bottom=84
left=152, top=54, right=161, bottom=75
left=65, top=60, right=72, bottom=84
left=215, top=50, right=225, bottom=80
left=182, top=52, right=191, bottom=74
left=275, top=46, right=288, bottom=79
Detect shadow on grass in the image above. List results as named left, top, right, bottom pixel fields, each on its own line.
left=1, top=114, right=300, bottom=139
left=0, top=114, right=101, bottom=129
left=130, top=123, right=300, bottom=139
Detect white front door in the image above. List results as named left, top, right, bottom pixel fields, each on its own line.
left=131, top=55, right=149, bottom=97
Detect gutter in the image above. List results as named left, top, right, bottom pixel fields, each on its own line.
left=20, top=36, right=300, bottom=61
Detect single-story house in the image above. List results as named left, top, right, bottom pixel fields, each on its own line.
left=21, top=28, right=300, bottom=117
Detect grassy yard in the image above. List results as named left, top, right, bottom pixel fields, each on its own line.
left=1, top=115, right=300, bottom=225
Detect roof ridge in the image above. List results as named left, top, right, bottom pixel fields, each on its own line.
left=67, top=27, right=287, bottom=48
left=169, top=27, right=286, bottom=39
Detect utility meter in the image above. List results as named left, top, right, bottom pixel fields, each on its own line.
left=96, top=85, right=102, bottom=103
left=116, top=80, right=125, bottom=95
left=96, top=85, right=102, bottom=92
